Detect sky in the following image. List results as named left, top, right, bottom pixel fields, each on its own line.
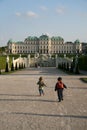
left=0, top=0, right=87, bottom=46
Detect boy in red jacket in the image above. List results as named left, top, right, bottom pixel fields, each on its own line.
left=55, top=77, right=67, bottom=102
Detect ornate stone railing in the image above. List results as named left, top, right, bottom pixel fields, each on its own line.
left=12, top=55, right=27, bottom=68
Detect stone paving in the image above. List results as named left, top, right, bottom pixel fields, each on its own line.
left=0, top=67, right=87, bottom=130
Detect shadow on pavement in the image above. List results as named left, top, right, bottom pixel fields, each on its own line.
left=68, top=87, right=87, bottom=89
left=0, top=98, right=57, bottom=103
left=11, top=112, right=87, bottom=119
left=9, top=67, right=67, bottom=76
left=0, top=94, right=39, bottom=97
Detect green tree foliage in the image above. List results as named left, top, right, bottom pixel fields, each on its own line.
left=0, top=46, right=7, bottom=54
left=0, top=56, right=6, bottom=69
left=79, top=55, right=87, bottom=70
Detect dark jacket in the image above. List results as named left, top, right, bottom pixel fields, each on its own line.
left=37, top=81, right=46, bottom=89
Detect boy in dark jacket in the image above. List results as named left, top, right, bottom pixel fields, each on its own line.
left=55, top=77, right=67, bottom=102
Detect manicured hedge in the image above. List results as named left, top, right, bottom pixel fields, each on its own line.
left=79, top=55, right=87, bottom=70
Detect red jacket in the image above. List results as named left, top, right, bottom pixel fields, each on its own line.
left=55, top=81, right=67, bottom=91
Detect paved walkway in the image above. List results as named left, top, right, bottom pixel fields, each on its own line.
left=0, top=67, right=87, bottom=130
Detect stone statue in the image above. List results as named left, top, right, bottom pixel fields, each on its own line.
left=6, top=56, right=9, bottom=63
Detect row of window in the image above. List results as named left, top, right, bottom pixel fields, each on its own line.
left=8, top=42, right=81, bottom=54
left=11, top=50, right=73, bottom=54
left=9, top=47, right=73, bottom=53
left=9, top=45, right=73, bottom=49
left=19, top=41, right=64, bottom=45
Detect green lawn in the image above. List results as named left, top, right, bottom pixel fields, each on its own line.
left=0, top=55, right=19, bottom=70
left=0, top=56, right=7, bottom=69
left=80, top=78, right=87, bottom=83
left=0, top=54, right=27, bottom=70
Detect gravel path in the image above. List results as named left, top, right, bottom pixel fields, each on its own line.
left=0, top=67, right=87, bottom=130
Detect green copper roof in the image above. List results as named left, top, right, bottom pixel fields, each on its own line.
left=51, top=36, right=64, bottom=41
left=16, top=41, right=24, bottom=44
left=8, top=39, right=24, bottom=44
left=39, top=34, right=49, bottom=40
left=8, top=39, right=13, bottom=43
left=26, top=36, right=38, bottom=40
left=74, top=39, right=80, bottom=44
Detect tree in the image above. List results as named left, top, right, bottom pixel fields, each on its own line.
left=5, top=62, right=9, bottom=72
left=15, top=62, right=18, bottom=70
left=75, top=63, right=80, bottom=74
left=66, top=62, right=69, bottom=71
left=11, top=62, right=14, bottom=71
left=0, top=69, right=1, bottom=74
left=70, top=62, right=74, bottom=73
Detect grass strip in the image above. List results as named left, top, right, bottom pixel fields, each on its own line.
left=80, top=78, right=87, bottom=83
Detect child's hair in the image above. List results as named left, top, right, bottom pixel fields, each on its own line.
left=57, top=77, right=62, bottom=81
left=39, top=77, right=43, bottom=81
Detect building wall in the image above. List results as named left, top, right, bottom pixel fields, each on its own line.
left=7, top=35, right=82, bottom=54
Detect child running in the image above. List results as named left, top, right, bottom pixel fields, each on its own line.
left=37, top=77, right=47, bottom=96
left=55, top=77, right=67, bottom=102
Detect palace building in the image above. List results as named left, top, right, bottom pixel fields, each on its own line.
left=7, top=34, right=82, bottom=54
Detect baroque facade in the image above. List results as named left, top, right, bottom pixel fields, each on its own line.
left=7, top=34, right=82, bottom=54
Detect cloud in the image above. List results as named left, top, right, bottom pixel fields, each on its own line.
left=26, top=11, right=38, bottom=18
left=15, top=11, right=38, bottom=18
left=56, top=7, right=65, bottom=14
left=40, top=6, right=48, bottom=11
left=45, top=32, right=50, bottom=36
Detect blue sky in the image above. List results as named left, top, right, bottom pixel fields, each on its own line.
left=0, top=0, right=87, bottom=46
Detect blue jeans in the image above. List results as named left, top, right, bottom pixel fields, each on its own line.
left=39, top=88, right=44, bottom=96
left=57, top=89, right=63, bottom=101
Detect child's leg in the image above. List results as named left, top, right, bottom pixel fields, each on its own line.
left=39, top=89, right=42, bottom=96
left=42, top=89, right=44, bottom=95
left=57, top=90, right=61, bottom=101
left=61, top=89, right=63, bottom=100
left=59, top=89, right=63, bottom=101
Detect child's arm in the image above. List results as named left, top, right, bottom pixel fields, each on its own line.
left=43, top=82, right=47, bottom=87
left=37, top=81, right=39, bottom=85
left=55, top=83, right=57, bottom=91
left=63, top=83, right=67, bottom=89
